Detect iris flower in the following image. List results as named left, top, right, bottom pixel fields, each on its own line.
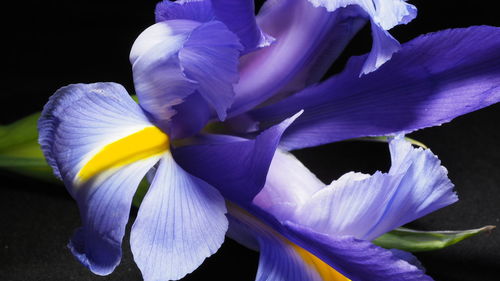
left=38, top=0, right=500, bottom=281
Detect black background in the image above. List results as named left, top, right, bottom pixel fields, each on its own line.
left=1, top=0, right=499, bottom=280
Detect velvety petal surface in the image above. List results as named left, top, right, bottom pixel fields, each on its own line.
left=284, top=222, right=432, bottom=281
left=228, top=1, right=365, bottom=116
left=251, top=26, right=500, bottom=150
left=309, top=0, right=417, bottom=74
left=130, top=19, right=242, bottom=130
left=291, top=136, right=457, bottom=241
left=173, top=112, right=302, bottom=205
left=130, top=153, right=227, bottom=281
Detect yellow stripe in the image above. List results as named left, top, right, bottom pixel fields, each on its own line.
left=291, top=243, right=351, bottom=281
left=77, top=126, right=169, bottom=183
left=227, top=203, right=350, bottom=281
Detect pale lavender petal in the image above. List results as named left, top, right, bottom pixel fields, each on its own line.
left=155, top=0, right=272, bottom=53
left=251, top=26, right=500, bottom=150
left=130, top=19, right=242, bottom=130
left=131, top=153, right=227, bottom=281
left=68, top=158, right=159, bottom=275
left=130, top=20, right=200, bottom=129
left=290, top=136, right=457, bottom=241
left=252, top=149, right=325, bottom=222
left=37, top=82, right=163, bottom=274
left=38, top=82, right=153, bottom=191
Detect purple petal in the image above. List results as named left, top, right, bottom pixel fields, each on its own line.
left=168, top=92, right=211, bottom=139
left=180, top=20, right=243, bottom=120
left=228, top=1, right=366, bottom=117
left=37, top=82, right=164, bottom=274
left=173, top=111, right=302, bottom=205
left=252, top=149, right=325, bottom=222
left=290, top=136, right=457, bottom=241
left=130, top=19, right=242, bottom=130
left=155, top=0, right=215, bottom=22
left=251, top=26, right=500, bottom=150
left=68, top=158, right=158, bottom=275
left=284, top=222, right=433, bottom=281
left=227, top=205, right=349, bottom=281
left=309, top=0, right=417, bottom=74
left=155, top=0, right=271, bottom=53
left=38, top=82, right=154, bottom=189
left=130, top=20, right=200, bottom=129
left=130, top=153, right=227, bottom=281
left=210, top=0, right=274, bottom=53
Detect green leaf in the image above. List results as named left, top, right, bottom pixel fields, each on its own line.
left=373, top=226, right=496, bottom=252
left=353, top=136, right=428, bottom=149
left=0, top=112, right=40, bottom=150
left=132, top=178, right=150, bottom=208
left=0, top=112, right=59, bottom=183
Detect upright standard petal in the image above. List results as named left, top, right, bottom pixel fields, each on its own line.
left=173, top=111, right=302, bottom=205
left=229, top=1, right=365, bottom=116
left=156, top=0, right=272, bottom=53
left=251, top=26, right=500, bottom=150
left=309, top=0, right=417, bottom=74
left=130, top=19, right=242, bottom=129
left=131, top=153, right=227, bottom=281
left=290, top=136, right=457, bottom=241
left=38, top=83, right=168, bottom=274
left=155, top=0, right=215, bottom=23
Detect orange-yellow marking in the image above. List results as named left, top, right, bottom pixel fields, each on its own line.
left=77, top=126, right=169, bottom=183
left=227, top=203, right=350, bottom=281
left=291, top=242, right=351, bottom=281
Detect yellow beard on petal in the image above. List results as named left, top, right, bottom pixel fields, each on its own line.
left=76, top=126, right=169, bottom=184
